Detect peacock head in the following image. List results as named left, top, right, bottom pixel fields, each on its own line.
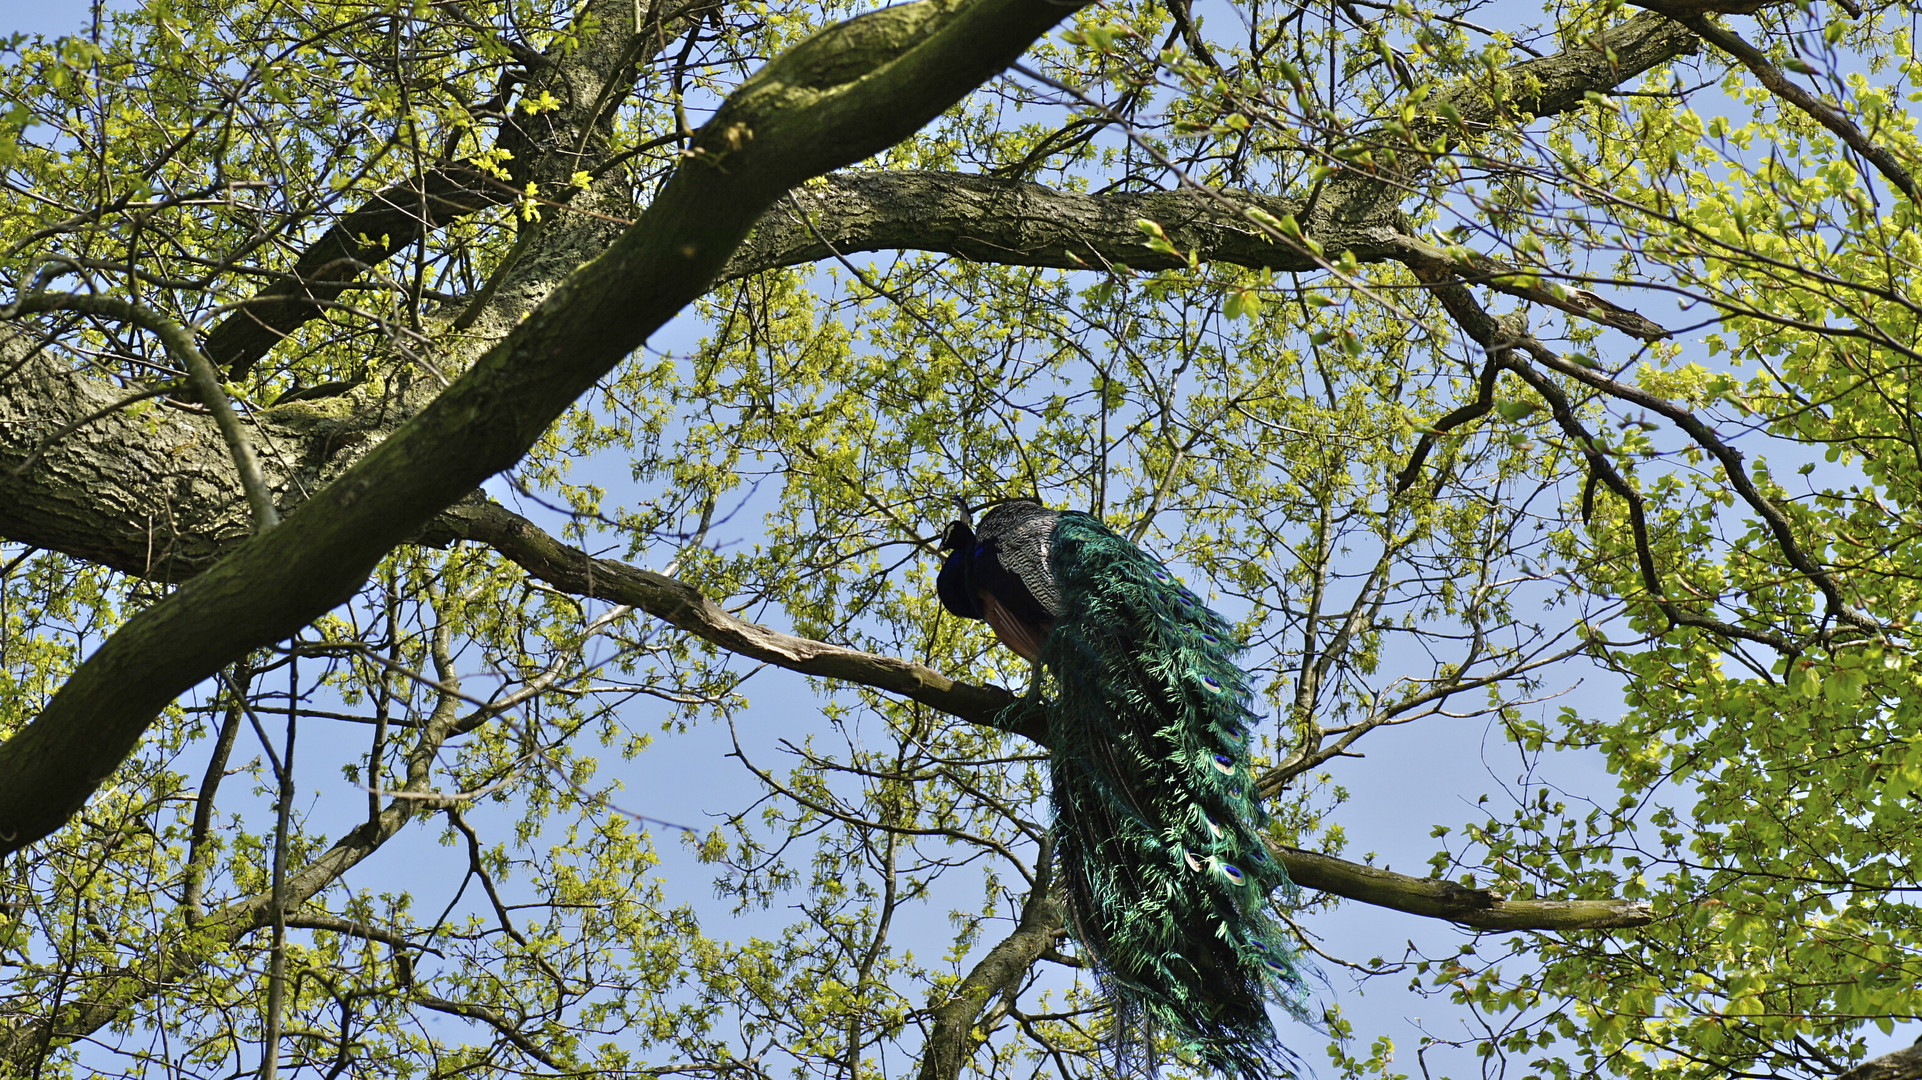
left=936, top=518, right=983, bottom=621
left=939, top=519, right=974, bottom=552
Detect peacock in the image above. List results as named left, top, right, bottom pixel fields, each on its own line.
left=937, top=498, right=1308, bottom=1080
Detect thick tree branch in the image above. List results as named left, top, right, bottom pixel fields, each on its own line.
left=731, top=172, right=1317, bottom=277
left=728, top=171, right=1674, bottom=338
left=1275, top=846, right=1653, bottom=930
left=437, top=499, right=1035, bottom=739
left=0, top=0, right=1098, bottom=857
left=917, top=843, right=1064, bottom=1080
left=282, top=913, right=441, bottom=955
left=0, top=334, right=299, bottom=578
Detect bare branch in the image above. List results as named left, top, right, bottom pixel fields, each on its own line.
left=1389, top=234, right=1672, bottom=340
left=439, top=498, right=1036, bottom=740
left=1274, top=846, right=1655, bottom=931
left=282, top=913, right=443, bottom=956
left=414, top=994, right=576, bottom=1071
left=1526, top=338, right=1880, bottom=636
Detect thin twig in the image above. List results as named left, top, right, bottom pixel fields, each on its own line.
left=1652, top=6, right=1919, bottom=204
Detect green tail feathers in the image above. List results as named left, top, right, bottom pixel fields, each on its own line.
left=1040, top=512, right=1309, bottom=1079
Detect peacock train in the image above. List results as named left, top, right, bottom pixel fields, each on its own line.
left=937, top=499, right=1310, bottom=1080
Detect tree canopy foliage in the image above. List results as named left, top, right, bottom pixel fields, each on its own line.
left=1, top=0, right=1920, bottom=1075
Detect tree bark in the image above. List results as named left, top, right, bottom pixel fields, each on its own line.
left=1839, top=1039, right=1922, bottom=1080
left=0, top=0, right=1098, bottom=857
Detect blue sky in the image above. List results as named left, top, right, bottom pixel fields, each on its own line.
left=0, top=0, right=94, bottom=38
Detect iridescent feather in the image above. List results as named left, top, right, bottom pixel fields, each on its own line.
left=938, top=500, right=1308, bottom=1079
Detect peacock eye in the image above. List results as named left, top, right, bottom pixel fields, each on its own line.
left=1248, top=936, right=1270, bottom=953
left=1183, top=850, right=1206, bottom=872
left=1221, top=864, right=1246, bottom=884
left=1202, top=675, right=1222, bottom=691
left=1212, top=754, right=1236, bottom=774
left=1204, top=814, right=1224, bottom=838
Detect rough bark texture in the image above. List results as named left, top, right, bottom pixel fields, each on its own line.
left=0, top=341, right=265, bottom=579
left=734, top=173, right=1316, bottom=276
